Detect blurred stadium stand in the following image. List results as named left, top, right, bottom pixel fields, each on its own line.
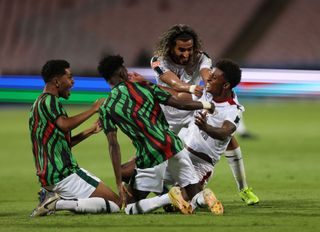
left=2, top=0, right=320, bottom=75
left=243, top=0, right=320, bottom=69
left=0, top=0, right=319, bottom=102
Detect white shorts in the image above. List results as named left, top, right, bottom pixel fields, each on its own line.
left=166, top=149, right=199, bottom=188
left=134, top=161, right=167, bottom=194
left=45, top=168, right=101, bottom=200
left=189, top=152, right=215, bottom=186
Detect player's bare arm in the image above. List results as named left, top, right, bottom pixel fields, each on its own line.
left=195, top=111, right=236, bottom=140
left=106, top=131, right=126, bottom=206
left=56, top=99, right=104, bottom=132
left=55, top=98, right=104, bottom=133
left=166, top=95, right=215, bottom=113
left=159, top=85, right=193, bottom=100
left=160, top=71, right=203, bottom=97
left=71, top=120, right=102, bottom=147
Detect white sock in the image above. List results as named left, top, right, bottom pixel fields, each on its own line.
left=125, top=194, right=171, bottom=214
left=224, top=147, right=248, bottom=190
left=56, top=197, right=120, bottom=214
left=190, top=191, right=206, bottom=211
left=55, top=199, right=77, bottom=210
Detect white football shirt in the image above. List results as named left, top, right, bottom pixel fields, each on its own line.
left=183, top=91, right=244, bottom=162
left=151, top=53, right=212, bottom=133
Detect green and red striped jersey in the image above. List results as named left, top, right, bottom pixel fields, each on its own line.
left=99, top=81, right=184, bottom=169
left=29, top=93, right=79, bottom=187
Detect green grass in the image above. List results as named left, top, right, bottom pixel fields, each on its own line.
left=0, top=99, right=319, bottom=232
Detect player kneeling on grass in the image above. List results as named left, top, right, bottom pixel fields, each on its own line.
left=97, top=55, right=223, bottom=215
left=151, top=24, right=259, bottom=206
left=29, top=60, right=121, bottom=217
left=120, top=59, right=246, bottom=214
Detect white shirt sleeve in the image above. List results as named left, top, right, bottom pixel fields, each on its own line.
left=199, top=53, right=213, bottom=70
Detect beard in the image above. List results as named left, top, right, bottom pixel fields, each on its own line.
left=171, top=54, right=190, bottom=65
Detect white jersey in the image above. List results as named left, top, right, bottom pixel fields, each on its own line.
left=183, top=91, right=244, bottom=163
left=151, top=53, right=212, bottom=133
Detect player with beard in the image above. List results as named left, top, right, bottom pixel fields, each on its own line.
left=119, top=59, right=246, bottom=214
left=151, top=24, right=259, bottom=205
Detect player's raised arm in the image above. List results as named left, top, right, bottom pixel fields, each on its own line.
left=165, top=94, right=214, bottom=113
left=71, top=119, right=102, bottom=147
left=159, top=70, right=203, bottom=96
left=56, top=99, right=104, bottom=133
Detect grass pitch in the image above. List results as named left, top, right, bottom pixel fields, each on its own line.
left=0, top=99, right=319, bottom=232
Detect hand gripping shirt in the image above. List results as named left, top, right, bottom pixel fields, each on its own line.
left=151, top=53, right=213, bottom=132
left=99, top=81, right=184, bottom=169
left=183, top=91, right=244, bottom=163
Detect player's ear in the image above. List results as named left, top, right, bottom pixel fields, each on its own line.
left=223, top=82, right=230, bottom=90
left=53, top=77, right=60, bottom=88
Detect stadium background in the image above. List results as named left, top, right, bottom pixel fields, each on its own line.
left=0, top=0, right=319, bottom=231
left=1, top=0, right=320, bottom=73
left=0, top=0, right=319, bottom=102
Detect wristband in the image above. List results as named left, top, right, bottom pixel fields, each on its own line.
left=201, top=101, right=212, bottom=110
left=189, top=85, right=197, bottom=93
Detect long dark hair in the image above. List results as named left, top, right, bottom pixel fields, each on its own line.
left=154, top=24, right=202, bottom=59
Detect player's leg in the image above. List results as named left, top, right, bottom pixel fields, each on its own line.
left=31, top=168, right=120, bottom=217
left=167, top=149, right=223, bottom=215
left=167, top=150, right=201, bottom=199
left=30, top=189, right=61, bottom=217
left=225, top=137, right=259, bottom=205
left=225, top=137, right=247, bottom=190
left=185, top=153, right=223, bottom=215
left=124, top=162, right=168, bottom=214
left=88, top=181, right=122, bottom=211
left=125, top=170, right=150, bottom=204
left=56, top=168, right=121, bottom=214
left=190, top=188, right=224, bottom=215
left=121, top=157, right=136, bottom=183
left=70, top=168, right=121, bottom=212
left=125, top=193, right=171, bottom=214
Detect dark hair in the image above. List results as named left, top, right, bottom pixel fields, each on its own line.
left=98, top=55, right=124, bottom=81
left=154, top=24, right=202, bottom=57
left=216, top=59, right=241, bottom=88
left=41, top=60, right=70, bottom=83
